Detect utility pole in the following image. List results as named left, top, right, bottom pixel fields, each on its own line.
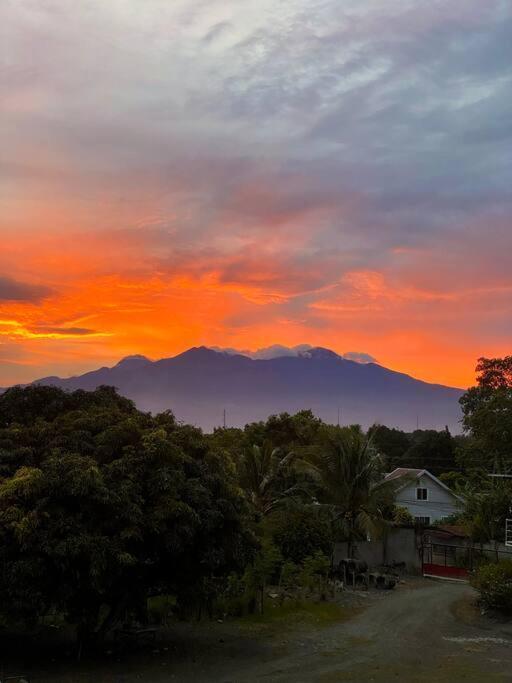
left=337, top=406, right=343, bottom=427
left=223, top=408, right=226, bottom=429
left=416, top=414, right=419, bottom=430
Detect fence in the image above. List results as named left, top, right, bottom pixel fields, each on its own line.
left=422, top=542, right=512, bottom=580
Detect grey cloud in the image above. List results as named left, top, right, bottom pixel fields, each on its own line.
left=211, top=344, right=377, bottom=363
left=30, top=326, right=98, bottom=336
left=343, top=352, right=378, bottom=364
left=3, top=0, right=512, bottom=347
left=0, top=276, right=52, bottom=303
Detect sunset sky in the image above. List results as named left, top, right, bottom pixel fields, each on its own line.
left=2, top=0, right=511, bottom=389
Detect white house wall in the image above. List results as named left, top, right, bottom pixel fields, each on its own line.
left=395, top=474, right=460, bottom=522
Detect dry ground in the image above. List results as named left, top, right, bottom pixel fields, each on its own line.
left=5, top=579, right=512, bottom=682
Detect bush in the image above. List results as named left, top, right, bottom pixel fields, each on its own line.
left=393, top=505, right=414, bottom=526
left=280, top=561, right=300, bottom=591
left=268, top=505, right=333, bottom=564
left=299, top=551, right=331, bottom=599
left=470, top=560, right=512, bottom=612
left=147, top=595, right=176, bottom=625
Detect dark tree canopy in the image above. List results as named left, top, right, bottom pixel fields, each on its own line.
left=475, top=356, right=512, bottom=391
left=0, top=386, right=254, bottom=643
left=370, top=424, right=457, bottom=476
left=459, top=356, right=512, bottom=471
left=0, top=380, right=485, bottom=648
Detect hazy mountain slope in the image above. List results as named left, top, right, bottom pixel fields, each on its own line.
left=26, top=346, right=464, bottom=432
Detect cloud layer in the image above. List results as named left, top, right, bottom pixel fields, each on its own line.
left=0, top=276, right=51, bottom=303
left=1, top=0, right=511, bottom=387
left=210, top=344, right=378, bottom=363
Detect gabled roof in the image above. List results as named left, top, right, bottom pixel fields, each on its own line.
left=385, top=467, right=424, bottom=481
left=434, top=524, right=468, bottom=538
left=384, top=467, right=463, bottom=503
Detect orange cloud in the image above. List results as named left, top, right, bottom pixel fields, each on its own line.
left=0, top=215, right=510, bottom=391
left=0, top=249, right=487, bottom=389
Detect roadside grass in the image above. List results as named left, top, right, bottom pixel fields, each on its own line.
left=147, top=594, right=177, bottom=624
left=317, top=659, right=506, bottom=682
left=235, top=599, right=360, bottom=635
left=450, top=593, right=482, bottom=627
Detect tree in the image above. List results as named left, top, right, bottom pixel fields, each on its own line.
left=460, top=357, right=512, bottom=471
left=267, top=503, right=333, bottom=564
left=237, top=442, right=298, bottom=515
left=305, top=427, right=395, bottom=555
left=370, top=424, right=457, bottom=476
left=393, top=505, right=414, bottom=526
left=370, top=425, right=411, bottom=471
left=299, top=551, right=331, bottom=599
left=0, top=386, right=254, bottom=649
left=242, top=411, right=323, bottom=459
left=404, top=429, right=456, bottom=476
left=472, top=356, right=512, bottom=391
left=243, top=540, right=283, bottom=614
left=461, top=479, right=512, bottom=548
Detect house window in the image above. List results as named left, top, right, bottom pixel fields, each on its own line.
left=416, top=487, right=428, bottom=501
left=415, top=516, right=431, bottom=526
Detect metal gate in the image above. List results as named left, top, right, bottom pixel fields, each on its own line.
left=422, top=541, right=512, bottom=581
left=422, top=542, right=470, bottom=580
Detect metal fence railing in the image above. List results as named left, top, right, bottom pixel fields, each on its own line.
left=423, top=542, right=512, bottom=574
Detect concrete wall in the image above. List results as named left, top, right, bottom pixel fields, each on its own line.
left=395, top=473, right=460, bottom=522
left=334, top=526, right=422, bottom=572
left=333, top=529, right=512, bottom=576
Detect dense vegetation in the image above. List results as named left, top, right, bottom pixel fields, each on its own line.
left=471, top=561, right=512, bottom=612
left=0, top=386, right=254, bottom=649
left=0, top=354, right=511, bottom=640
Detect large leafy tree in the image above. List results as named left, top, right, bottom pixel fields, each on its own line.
left=370, top=424, right=457, bottom=476
left=461, top=480, right=512, bottom=546
left=459, top=356, right=512, bottom=471
left=403, top=429, right=456, bottom=475
left=370, top=425, right=411, bottom=471
left=0, top=386, right=253, bottom=647
left=243, top=411, right=322, bottom=454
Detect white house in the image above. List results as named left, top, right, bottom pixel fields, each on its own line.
left=384, top=468, right=462, bottom=525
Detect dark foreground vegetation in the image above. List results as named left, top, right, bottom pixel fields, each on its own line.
left=0, top=355, right=511, bottom=661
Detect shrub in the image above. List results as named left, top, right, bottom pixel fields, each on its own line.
left=299, top=551, right=331, bottom=599
left=147, top=595, right=176, bottom=625
left=268, top=505, right=333, bottom=564
left=280, top=561, right=300, bottom=591
left=393, top=505, right=414, bottom=526
left=470, top=560, right=512, bottom=612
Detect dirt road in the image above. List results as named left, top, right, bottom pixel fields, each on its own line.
left=29, top=580, right=512, bottom=682
left=185, top=579, right=512, bottom=682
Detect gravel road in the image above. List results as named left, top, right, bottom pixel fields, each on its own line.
left=30, top=579, right=512, bottom=682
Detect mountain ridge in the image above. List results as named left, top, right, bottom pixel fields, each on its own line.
left=3, top=345, right=464, bottom=432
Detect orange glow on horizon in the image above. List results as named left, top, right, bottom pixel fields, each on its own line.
left=0, top=230, right=491, bottom=390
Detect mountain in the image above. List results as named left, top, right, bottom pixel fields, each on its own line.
left=22, top=346, right=464, bottom=432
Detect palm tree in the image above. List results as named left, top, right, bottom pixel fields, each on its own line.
left=305, top=428, right=395, bottom=556
left=237, top=442, right=298, bottom=515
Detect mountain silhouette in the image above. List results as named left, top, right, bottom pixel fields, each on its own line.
left=23, top=346, right=463, bottom=432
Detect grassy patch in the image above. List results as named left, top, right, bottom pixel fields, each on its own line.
left=147, top=594, right=177, bottom=625
left=317, top=659, right=507, bottom=682
left=450, top=594, right=481, bottom=627
left=235, top=599, right=358, bottom=634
